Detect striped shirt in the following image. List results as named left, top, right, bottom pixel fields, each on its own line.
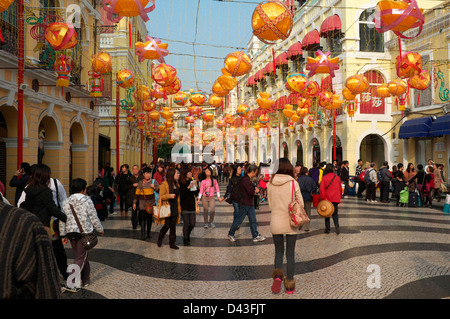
left=134, top=179, right=160, bottom=208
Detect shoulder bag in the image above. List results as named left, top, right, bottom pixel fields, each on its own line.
left=69, top=204, right=98, bottom=250
left=289, top=180, right=310, bottom=229
left=154, top=191, right=171, bottom=219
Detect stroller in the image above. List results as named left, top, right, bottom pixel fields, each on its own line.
left=258, top=169, right=270, bottom=203
left=399, top=187, right=409, bottom=207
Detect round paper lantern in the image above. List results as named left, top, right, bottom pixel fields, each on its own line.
left=148, top=110, right=160, bottom=121
left=306, top=50, right=340, bottom=78
left=174, top=91, right=189, bottom=106
left=342, top=87, right=357, bottom=101
left=54, top=55, right=73, bottom=87
left=325, top=94, right=343, bottom=110
left=208, top=94, right=223, bottom=108
left=297, top=107, right=308, bottom=118
left=224, top=51, right=253, bottom=77
left=396, top=51, right=422, bottom=78
left=224, top=114, right=234, bottom=125
left=91, top=51, right=112, bottom=74
left=102, top=0, right=156, bottom=23
left=143, top=99, right=156, bottom=112
left=409, top=69, right=431, bottom=90
left=375, top=0, right=424, bottom=39
left=376, top=83, right=391, bottom=98
left=135, top=35, right=168, bottom=63
left=318, top=91, right=333, bottom=108
left=291, top=114, right=300, bottom=123
left=136, top=85, right=150, bottom=101
left=150, top=85, right=166, bottom=99
left=297, top=97, right=312, bottom=110
left=237, top=104, right=249, bottom=118
left=116, top=69, right=134, bottom=88
left=252, top=0, right=293, bottom=44
left=212, top=79, right=231, bottom=97
left=160, top=107, right=173, bottom=120
left=216, top=119, right=226, bottom=128
left=388, top=78, right=408, bottom=96
left=282, top=104, right=295, bottom=118
left=218, top=68, right=238, bottom=91
left=152, top=63, right=177, bottom=87
left=203, top=111, right=214, bottom=123
left=45, top=22, right=78, bottom=50
left=304, top=81, right=320, bottom=98
left=164, top=76, right=181, bottom=95
left=286, top=73, right=308, bottom=94
left=345, top=74, right=370, bottom=95
left=258, top=113, right=269, bottom=124
left=185, top=116, right=196, bottom=124
left=190, top=91, right=207, bottom=106
left=256, top=92, right=275, bottom=109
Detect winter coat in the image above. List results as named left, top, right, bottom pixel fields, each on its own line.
left=59, top=193, right=104, bottom=238
left=320, top=172, right=342, bottom=203
left=434, top=169, right=443, bottom=189
left=267, top=174, right=304, bottom=235
left=380, top=167, right=392, bottom=182
left=297, top=175, right=317, bottom=202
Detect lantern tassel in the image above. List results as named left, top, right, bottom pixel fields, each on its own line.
left=128, top=18, right=132, bottom=49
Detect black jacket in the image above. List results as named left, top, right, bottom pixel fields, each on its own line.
left=180, top=180, right=199, bottom=211
left=297, top=175, right=317, bottom=202
left=20, top=185, right=67, bottom=227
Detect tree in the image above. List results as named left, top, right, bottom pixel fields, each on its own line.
left=156, top=142, right=174, bottom=162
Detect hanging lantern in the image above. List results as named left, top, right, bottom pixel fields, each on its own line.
left=342, top=87, right=357, bottom=101
left=297, top=107, right=308, bottom=118
left=135, top=35, right=169, bottom=63
left=208, top=94, right=223, bottom=108
left=164, top=77, right=181, bottom=95
left=409, top=69, right=431, bottom=90
left=116, top=69, right=134, bottom=88
left=143, top=99, right=156, bottom=112
left=185, top=115, right=196, bottom=124
left=291, top=113, right=300, bottom=123
left=306, top=50, right=340, bottom=78
left=253, top=122, right=262, bottom=132
left=218, top=68, right=238, bottom=91
left=165, top=119, right=175, bottom=128
left=224, top=114, right=234, bottom=125
left=157, top=123, right=166, bottom=132
left=224, top=51, right=253, bottom=77
left=136, top=112, right=146, bottom=129
left=375, top=0, right=424, bottom=39
left=91, top=51, right=112, bottom=74
left=282, top=104, right=295, bottom=118
left=396, top=51, right=422, bottom=78
left=297, top=97, right=312, bottom=110
left=126, top=108, right=135, bottom=122
left=45, top=22, right=78, bottom=50
left=150, top=85, right=166, bottom=100
left=304, top=81, right=320, bottom=98
left=174, top=91, right=189, bottom=106
left=285, top=73, right=308, bottom=94
left=216, top=119, right=226, bottom=128
left=388, top=78, right=408, bottom=96
left=152, top=63, right=177, bottom=87
left=212, top=80, right=231, bottom=97
left=190, top=91, right=207, bottom=106
left=345, top=74, right=370, bottom=95
left=318, top=91, right=333, bottom=108
left=89, top=71, right=103, bottom=97
left=307, top=114, right=315, bottom=128
left=160, top=107, right=173, bottom=120
left=258, top=113, right=269, bottom=125
left=54, top=54, right=73, bottom=87
left=136, top=85, right=150, bottom=101
left=237, top=104, right=250, bottom=118
left=346, top=102, right=358, bottom=119
left=325, top=94, right=343, bottom=110
left=251, top=0, right=293, bottom=44
left=203, top=111, right=214, bottom=123
left=102, top=0, right=156, bottom=23
left=376, top=83, right=391, bottom=98
left=256, top=92, right=275, bottom=110
left=148, top=109, right=160, bottom=121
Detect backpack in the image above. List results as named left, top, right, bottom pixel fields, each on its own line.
left=230, top=177, right=243, bottom=203
left=359, top=170, right=366, bottom=182
left=364, top=169, right=373, bottom=184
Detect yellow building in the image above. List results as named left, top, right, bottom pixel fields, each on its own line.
left=0, top=0, right=104, bottom=202
left=232, top=0, right=445, bottom=175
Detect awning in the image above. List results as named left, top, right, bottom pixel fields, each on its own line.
left=273, top=95, right=288, bottom=110
left=275, top=52, right=289, bottom=68
left=302, top=29, right=320, bottom=50
left=398, top=117, right=433, bottom=139
left=246, top=74, right=257, bottom=87
left=287, top=41, right=303, bottom=60
left=430, top=114, right=450, bottom=137
left=320, top=14, right=342, bottom=38
left=254, top=69, right=266, bottom=82
left=263, top=62, right=275, bottom=75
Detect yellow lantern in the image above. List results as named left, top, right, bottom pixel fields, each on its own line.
left=375, top=0, right=424, bottom=37
left=224, top=51, right=253, bottom=77
left=224, top=114, right=234, bottom=125
left=116, top=69, right=134, bottom=88
left=126, top=108, right=134, bottom=122
left=291, top=113, right=300, bottom=123
left=148, top=110, right=160, bottom=121
left=237, top=104, right=250, bottom=118
left=304, top=81, right=320, bottom=98
left=160, top=107, right=173, bottom=120
left=190, top=91, right=207, bottom=106
left=376, top=83, right=391, bottom=98
left=325, top=94, right=343, bottom=110
left=306, top=51, right=340, bottom=77
left=45, top=22, right=78, bottom=50
left=152, top=63, right=177, bottom=87
left=388, top=78, right=408, bottom=96
left=409, top=70, right=431, bottom=90
left=258, top=113, right=269, bottom=125
left=91, top=51, right=112, bottom=74
left=164, top=77, right=181, bottom=95
left=342, top=87, right=357, bottom=101
left=54, top=54, right=73, bottom=87
left=297, top=97, right=312, bottom=110
left=285, top=73, right=308, bottom=94
left=165, top=119, right=175, bottom=128
left=203, top=111, right=214, bottom=123
left=136, top=85, right=150, bottom=101
left=297, top=107, right=308, bottom=118
left=218, top=68, right=238, bottom=91
left=318, top=91, right=333, bottom=108
left=252, top=0, right=293, bottom=44
left=135, top=36, right=169, bottom=62
left=256, top=92, right=275, bottom=110
left=282, top=104, right=295, bottom=118
left=185, top=116, right=196, bottom=124
left=143, top=99, right=156, bottom=112
left=212, top=79, right=231, bottom=97
left=396, top=52, right=422, bottom=78
left=208, top=94, right=223, bottom=108
left=345, top=74, right=370, bottom=95
left=174, top=91, right=189, bottom=106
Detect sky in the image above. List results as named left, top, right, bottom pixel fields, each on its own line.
left=146, top=0, right=262, bottom=93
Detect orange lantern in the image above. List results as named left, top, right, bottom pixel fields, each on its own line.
left=54, top=54, right=73, bottom=87
left=143, top=99, right=156, bottom=112
left=297, top=107, right=308, bottom=118
left=325, top=94, right=343, bottom=110
left=116, top=69, right=134, bottom=88
left=375, top=0, right=424, bottom=39
left=304, top=81, right=320, bottom=98
left=45, top=22, right=78, bottom=50
left=174, top=91, right=189, bottom=106
left=126, top=108, right=135, bottom=122
left=256, top=92, right=275, bottom=109
left=224, top=51, right=253, bottom=77
left=203, top=111, right=214, bottom=123
left=297, top=97, right=312, bottom=110
left=306, top=50, right=340, bottom=78
left=307, top=114, right=315, bottom=128
left=342, top=87, right=357, bottom=101
left=212, top=79, right=231, bottom=97
left=291, top=113, right=300, bottom=123
left=396, top=51, right=422, bottom=78
left=164, top=77, right=181, bottom=95
left=136, top=112, right=146, bottom=129
left=160, top=107, right=173, bottom=120
left=237, top=104, right=250, bottom=118
left=185, top=116, right=196, bottom=124
left=252, top=0, right=293, bottom=44
left=218, top=68, right=238, bottom=91
left=253, top=122, right=262, bottom=132
left=345, top=74, right=370, bottom=95
left=135, top=35, right=169, bottom=62
left=409, top=70, right=431, bottom=90
left=102, top=0, right=156, bottom=22
left=282, top=104, right=295, bottom=118
left=285, top=73, right=308, bottom=94
left=148, top=110, right=160, bottom=121
left=150, top=85, right=166, bottom=99
left=136, top=85, right=150, bottom=101
left=224, top=114, right=234, bottom=125
left=388, top=78, right=408, bottom=96
left=165, top=119, right=175, bottom=128
left=208, top=94, right=223, bottom=108
left=258, top=113, right=269, bottom=125
left=216, top=119, right=226, bottom=128
left=376, top=83, right=391, bottom=98
left=190, top=91, right=207, bottom=106
left=91, top=51, right=112, bottom=74
left=318, top=91, right=333, bottom=108
left=152, top=63, right=177, bottom=87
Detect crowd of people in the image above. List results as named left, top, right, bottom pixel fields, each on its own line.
left=1, top=156, right=448, bottom=298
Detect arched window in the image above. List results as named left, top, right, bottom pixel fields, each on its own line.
left=359, top=8, right=384, bottom=53
left=360, top=70, right=386, bottom=114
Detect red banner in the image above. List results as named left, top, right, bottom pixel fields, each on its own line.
left=360, top=70, right=385, bottom=114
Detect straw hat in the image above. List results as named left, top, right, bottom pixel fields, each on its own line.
left=317, top=200, right=334, bottom=218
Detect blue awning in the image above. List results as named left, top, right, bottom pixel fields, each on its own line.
left=398, top=117, right=433, bottom=139
left=430, top=114, right=450, bottom=137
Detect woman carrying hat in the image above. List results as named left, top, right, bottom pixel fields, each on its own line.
left=319, top=164, right=342, bottom=234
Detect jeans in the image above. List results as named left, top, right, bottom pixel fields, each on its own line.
left=228, top=205, right=259, bottom=238
left=325, top=202, right=339, bottom=231
left=273, top=234, right=297, bottom=280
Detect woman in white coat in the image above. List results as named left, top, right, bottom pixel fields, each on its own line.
left=267, top=158, right=304, bottom=295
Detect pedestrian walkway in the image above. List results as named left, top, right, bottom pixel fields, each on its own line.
left=62, top=183, right=450, bottom=299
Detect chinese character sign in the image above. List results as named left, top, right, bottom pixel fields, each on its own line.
left=360, top=71, right=385, bottom=114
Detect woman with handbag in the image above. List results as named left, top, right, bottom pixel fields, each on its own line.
left=197, top=167, right=223, bottom=229
left=157, top=168, right=181, bottom=249
left=267, top=158, right=304, bottom=295
left=319, top=164, right=342, bottom=234
left=133, top=167, right=160, bottom=240
left=179, top=168, right=199, bottom=246
left=297, top=166, right=317, bottom=231
left=60, top=178, right=104, bottom=293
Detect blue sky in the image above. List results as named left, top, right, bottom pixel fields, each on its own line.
left=147, top=0, right=262, bottom=93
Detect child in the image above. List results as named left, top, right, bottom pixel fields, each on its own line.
left=393, top=172, right=407, bottom=206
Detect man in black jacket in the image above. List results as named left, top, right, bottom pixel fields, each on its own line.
left=340, top=161, right=350, bottom=198
left=379, top=161, right=393, bottom=203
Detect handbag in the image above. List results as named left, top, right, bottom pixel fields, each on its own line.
left=288, top=180, right=310, bottom=229
left=195, top=200, right=200, bottom=214
left=154, top=198, right=171, bottom=219
left=69, top=204, right=98, bottom=250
